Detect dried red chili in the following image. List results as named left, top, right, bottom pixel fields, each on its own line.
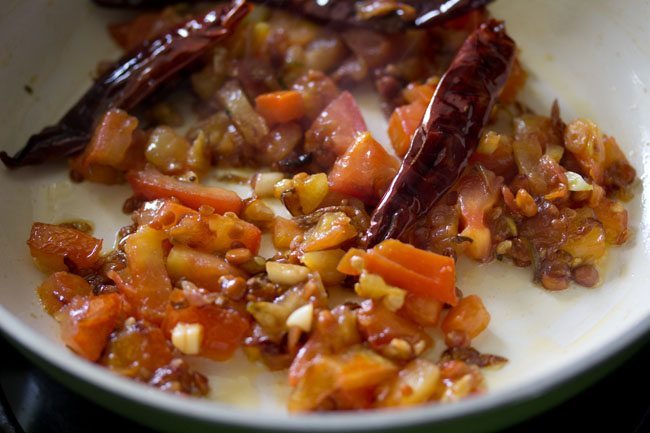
left=363, top=19, right=516, bottom=247
left=0, top=0, right=250, bottom=168
left=93, top=0, right=493, bottom=31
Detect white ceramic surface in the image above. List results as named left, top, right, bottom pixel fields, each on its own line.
left=1, top=0, right=649, bottom=431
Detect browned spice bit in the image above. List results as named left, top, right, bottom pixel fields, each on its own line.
left=122, top=196, right=145, bottom=214
left=58, top=220, right=94, bottom=234
left=572, top=264, right=599, bottom=288
left=539, top=258, right=571, bottom=291
left=219, top=275, right=248, bottom=300
left=149, top=358, right=210, bottom=396
left=440, top=346, right=508, bottom=368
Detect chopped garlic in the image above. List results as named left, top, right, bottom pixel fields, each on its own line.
left=253, top=172, right=285, bottom=198
left=273, top=178, right=294, bottom=199
left=477, top=131, right=500, bottom=155
left=566, top=171, right=593, bottom=191
left=266, top=261, right=310, bottom=285
left=286, top=303, right=314, bottom=332
left=171, top=322, right=204, bottom=355
left=355, top=271, right=406, bottom=311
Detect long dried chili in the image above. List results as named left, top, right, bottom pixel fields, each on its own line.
left=93, top=0, right=493, bottom=31
left=0, top=0, right=250, bottom=168
left=363, top=19, right=515, bottom=247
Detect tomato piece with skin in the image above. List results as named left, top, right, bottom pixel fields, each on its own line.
left=304, top=91, right=367, bottom=169
left=60, top=293, right=123, bottom=361
left=357, top=300, right=432, bottom=357
left=127, top=168, right=242, bottom=214
left=134, top=199, right=198, bottom=229
left=28, top=223, right=103, bottom=273
left=163, top=304, right=250, bottom=361
left=255, top=90, right=305, bottom=125
left=103, top=320, right=174, bottom=380
left=82, top=109, right=139, bottom=169
left=441, top=294, right=491, bottom=340
left=388, top=101, right=426, bottom=158
left=37, top=271, right=92, bottom=315
left=166, top=245, right=247, bottom=291
left=398, top=293, right=443, bottom=327
left=122, top=225, right=172, bottom=325
left=329, top=132, right=400, bottom=205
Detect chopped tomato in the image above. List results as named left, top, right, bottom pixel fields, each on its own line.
left=60, top=293, right=123, bottom=361
left=37, top=271, right=92, bottom=315
left=374, top=240, right=457, bottom=305
left=122, top=225, right=172, bottom=325
left=271, top=217, right=303, bottom=250
left=28, top=223, right=102, bottom=273
left=441, top=295, right=490, bottom=340
left=288, top=347, right=396, bottom=412
left=357, top=300, right=432, bottom=357
left=337, top=239, right=457, bottom=306
left=163, top=304, right=250, bottom=361
left=166, top=245, right=247, bottom=291
left=103, top=321, right=173, bottom=380
left=388, top=101, right=426, bottom=157
left=255, top=90, right=305, bottom=124
left=328, top=132, right=400, bottom=205
left=134, top=199, right=198, bottom=229
left=288, top=306, right=360, bottom=386
left=398, top=293, right=443, bottom=327
left=166, top=211, right=261, bottom=255
left=336, top=248, right=367, bottom=276
left=594, top=198, right=629, bottom=244
left=304, top=91, right=367, bottom=169
left=82, top=109, right=139, bottom=169
left=301, top=211, right=357, bottom=252
left=402, top=82, right=436, bottom=105
left=564, top=119, right=606, bottom=185
left=127, top=168, right=242, bottom=214
left=206, top=213, right=261, bottom=255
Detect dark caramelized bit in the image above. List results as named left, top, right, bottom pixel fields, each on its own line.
left=93, top=0, right=494, bottom=31
left=364, top=20, right=515, bottom=247
left=440, top=346, right=507, bottom=368
left=148, top=358, right=210, bottom=396
left=571, top=264, right=599, bottom=288
left=1, top=1, right=250, bottom=168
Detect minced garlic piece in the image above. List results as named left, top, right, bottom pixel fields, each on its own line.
left=171, top=322, right=204, bottom=355
left=286, top=303, right=314, bottom=332
left=266, top=262, right=310, bottom=285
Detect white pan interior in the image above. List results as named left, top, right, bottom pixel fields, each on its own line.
left=0, top=0, right=649, bottom=430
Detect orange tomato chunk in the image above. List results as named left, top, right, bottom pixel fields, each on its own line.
left=37, top=271, right=92, bottom=315
left=166, top=245, right=247, bottom=291
left=164, top=304, right=250, bottom=361
left=60, top=293, right=122, bottom=361
left=388, top=101, right=426, bottom=158
left=127, top=168, right=242, bottom=214
left=328, top=132, right=400, bottom=205
left=255, top=90, right=305, bottom=124
left=441, top=294, right=490, bottom=340
left=28, top=223, right=103, bottom=273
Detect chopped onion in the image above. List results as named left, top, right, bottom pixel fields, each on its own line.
left=566, top=171, right=593, bottom=191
